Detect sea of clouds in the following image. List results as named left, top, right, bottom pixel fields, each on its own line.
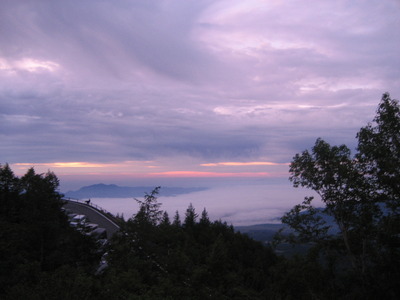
left=91, top=183, right=320, bottom=226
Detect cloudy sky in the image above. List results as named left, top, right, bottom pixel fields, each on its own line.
left=1, top=0, right=400, bottom=192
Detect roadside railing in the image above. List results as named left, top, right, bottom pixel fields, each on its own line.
left=63, top=197, right=122, bottom=227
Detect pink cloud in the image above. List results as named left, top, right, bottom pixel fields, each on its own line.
left=148, top=171, right=279, bottom=178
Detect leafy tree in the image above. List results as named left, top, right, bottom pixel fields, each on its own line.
left=357, top=92, right=400, bottom=210
left=281, top=93, right=400, bottom=297
left=287, top=138, right=373, bottom=270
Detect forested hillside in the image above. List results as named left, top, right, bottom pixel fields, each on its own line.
left=0, top=167, right=281, bottom=299
left=1, top=93, right=399, bottom=299
left=0, top=165, right=100, bottom=299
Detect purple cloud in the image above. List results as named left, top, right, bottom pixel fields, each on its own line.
left=1, top=0, right=399, bottom=181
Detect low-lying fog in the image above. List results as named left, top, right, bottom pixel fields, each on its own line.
left=90, top=183, right=320, bottom=226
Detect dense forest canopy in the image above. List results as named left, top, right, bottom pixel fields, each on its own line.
left=1, top=93, right=399, bottom=299
left=0, top=166, right=100, bottom=298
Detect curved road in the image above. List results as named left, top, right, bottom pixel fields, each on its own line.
left=63, top=200, right=120, bottom=239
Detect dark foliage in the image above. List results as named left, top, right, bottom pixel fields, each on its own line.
left=0, top=165, right=100, bottom=299
left=278, top=93, right=400, bottom=298
left=102, top=190, right=278, bottom=299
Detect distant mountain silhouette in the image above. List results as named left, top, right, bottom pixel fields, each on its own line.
left=64, top=183, right=207, bottom=199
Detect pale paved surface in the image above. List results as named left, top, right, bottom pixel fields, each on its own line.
left=63, top=201, right=120, bottom=239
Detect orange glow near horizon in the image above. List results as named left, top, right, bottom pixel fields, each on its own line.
left=13, top=161, right=156, bottom=169
left=11, top=161, right=156, bottom=176
left=14, top=162, right=110, bottom=168
left=10, top=160, right=289, bottom=179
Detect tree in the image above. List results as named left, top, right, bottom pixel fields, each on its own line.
left=0, top=163, right=20, bottom=194
left=281, top=93, right=400, bottom=297
left=199, top=208, right=211, bottom=226
left=133, top=186, right=163, bottom=226
left=287, top=138, right=373, bottom=271
left=183, top=203, right=198, bottom=228
left=106, top=201, right=278, bottom=299
left=0, top=165, right=100, bottom=298
left=172, top=210, right=181, bottom=227
left=357, top=92, right=400, bottom=212
left=356, top=93, right=400, bottom=294
left=0, top=163, right=21, bottom=216
left=160, top=211, right=170, bottom=226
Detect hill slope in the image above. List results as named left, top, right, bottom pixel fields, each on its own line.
left=64, top=183, right=207, bottom=199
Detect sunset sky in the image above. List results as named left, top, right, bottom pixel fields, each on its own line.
left=1, top=0, right=400, bottom=192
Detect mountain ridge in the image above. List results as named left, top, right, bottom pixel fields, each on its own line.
left=64, top=183, right=208, bottom=199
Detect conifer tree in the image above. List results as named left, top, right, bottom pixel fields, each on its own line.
left=133, top=186, right=163, bottom=225
left=184, top=203, right=198, bottom=228
left=173, top=210, right=181, bottom=227
left=160, top=211, right=170, bottom=226
left=199, top=208, right=211, bottom=226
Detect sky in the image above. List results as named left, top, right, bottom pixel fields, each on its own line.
left=1, top=0, right=400, bottom=193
